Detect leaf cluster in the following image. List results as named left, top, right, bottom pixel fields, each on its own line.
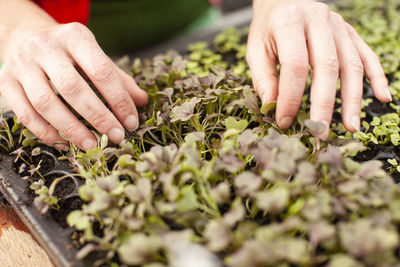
left=11, top=0, right=400, bottom=266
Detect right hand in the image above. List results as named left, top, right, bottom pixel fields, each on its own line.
left=247, top=0, right=391, bottom=139
left=0, top=22, right=148, bottom=151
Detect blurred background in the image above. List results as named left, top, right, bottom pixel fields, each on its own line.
left=88, top=0, right=252, bottom=55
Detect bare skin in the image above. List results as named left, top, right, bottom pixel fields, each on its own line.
left=0, top=0, right=391, bottom=150
left=248, top=0, right=391, bottom=139
left=0, top=0, right=148, bottom=151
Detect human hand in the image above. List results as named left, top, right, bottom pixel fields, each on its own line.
left=0, top=22, right=148, bottom=151
left=247, top=0, right=391, bottom=139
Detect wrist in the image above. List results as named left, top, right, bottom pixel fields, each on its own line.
left=0, top=0, right=58, bottom=60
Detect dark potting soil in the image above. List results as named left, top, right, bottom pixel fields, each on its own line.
left=50, top=196, right=83, bottom=228
left=353, top=145, right=380, bottom=162
left=352, top=143, right=400, bottom=183
left=23, top=186, right=37, bottom=206
left=363, top=82, right=374, bottom=98
left=364, top=99, right=396, bottom=117
left=221, top=51, right=237, bottom=66
left=55, top=181, right=76, bottom=199
left=13, top=151, right=56, bottom=180
left=45, top=175, right=78, bottom=199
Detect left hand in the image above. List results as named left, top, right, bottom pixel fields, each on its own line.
left=247, top=0, right=391, bottom=139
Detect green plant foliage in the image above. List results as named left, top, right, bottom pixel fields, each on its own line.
left=4, top=0, right=400, bottom=266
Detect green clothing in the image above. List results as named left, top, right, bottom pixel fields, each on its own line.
left=88, top=0, right=212, bottom=55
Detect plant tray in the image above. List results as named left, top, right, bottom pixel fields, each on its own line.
left=0, top=148, right=90, bottom=267
left=0, top=8, right=253, bottom=267
left=0, top=1, right=397, bottom=266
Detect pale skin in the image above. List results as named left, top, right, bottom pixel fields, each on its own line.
left=0, top=0, right=391, bottom=151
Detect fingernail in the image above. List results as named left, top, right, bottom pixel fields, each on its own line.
left=108, top=127, right=124, bottom=143
left=82, top=138, right=96, bottom=151
left=385, top=87, right=392, bottom=102
left=279, top=116, right=293, bottom=129
left=351, top=115, right=360, bottom=132
left=124, top=115, right=138, bottom=131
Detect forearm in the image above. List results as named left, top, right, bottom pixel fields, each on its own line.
left=0, top=0, right=57, bottom=60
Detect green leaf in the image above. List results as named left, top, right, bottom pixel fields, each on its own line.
left=260, top=102, right=277, bottom=116
left=257, top=185, right=290, bottom=214
left=170, top=98, right=201, bottom=122
left=243, top=86, right=260, bottom=114
left=11, top=116, right=21, bottom=133
left=67, top=210, right=90, bottom=230
left=176, top=186, right=199, bottom=213
left=225, top=117, right=249, bottom=132
left=100, top=134, right=108, bottom=149
left=305, top=120, right=327, bottom=137
left=117, top=234, right=161, bottom=265
left=388, top=158, right=398, bottom=167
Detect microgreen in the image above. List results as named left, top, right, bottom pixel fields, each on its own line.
left=5, top=0, right=400, bottom=266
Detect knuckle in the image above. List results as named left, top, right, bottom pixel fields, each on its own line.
left=111, top=94, right=132, bottom=111
left=30, top=91, right=52, bottom=113
left=281, top=56, right=309, bottom=76
left=279, top=92, right=303, bottom=107
left=89, top=59, right=115, bottom=84
left=60, top=22, right=94, bottom=40
left=346, top=95, right=362, bottom=106
left=63, top=22, right=86, bottom=34
left=90, top=111, right=110, bottom=130
left=12, top=46, right=30, bottom=63
left=313, top=98, right=335, bottom=111
left=58, top=73, right=81, bottom=97
left=313, top=2, right=330, bottom=16
left=16, top=111, right=32, bottom=126
left=62, top=123, right=82, bottom=139
left=370, top=52, right=381, bottom=64
left=35, top=126, right=52, bottom=142
left=273, top=5, right=301, bottom=19
left=347, top=57, right=364, bottom=74
left=330, top=12, right=344, bottom=23
left=252, top=75, right=266, bottom=97
left=28, top=31, right=50, bottom=46
left=346, top=24, right=358, bottom=36
left=318, top=56, right=339, bottom=73
left=252, top=73, right=265, bottom=89
left=370, top=72, right=387, bottom=84
left=271, top=5, right=302, bottom=29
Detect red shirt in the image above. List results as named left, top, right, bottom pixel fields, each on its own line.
left=33, top=0, right=217, bottom=25
left=33, top=0, right=90, bottom=25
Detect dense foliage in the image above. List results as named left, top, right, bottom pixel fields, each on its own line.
left=3, top=0, right=400, bottom=266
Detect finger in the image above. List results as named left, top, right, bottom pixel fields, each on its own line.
left=345, top=23, right=391, bottom=102
left=246, top=26, right=279, bottom=105
left=64, top=25, right=140, bottom=132
left=116, top=67, right=149, bottom=107
left=331, top=13, right=363, bottom=132
left=306, top=4, right=339, bottom=139
left=39, top=51, right=125, bottom=144
left=272, top=6, right=309, bottom=129
left=0, top=75, right=66, bottom=149
left=17, top=66, right=98, bottom=151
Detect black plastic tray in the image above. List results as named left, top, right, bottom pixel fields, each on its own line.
left=0, top=153, right=89, bottom=267
left=0, top=8, right=254, bottom=267
left=0, top=2, right=372, bottom=266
